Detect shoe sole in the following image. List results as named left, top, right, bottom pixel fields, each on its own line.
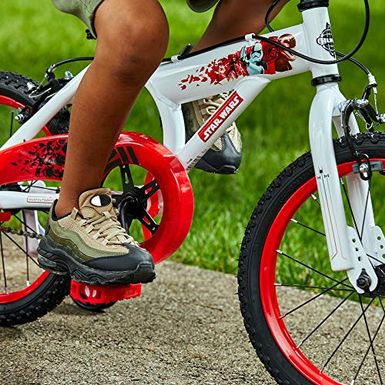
left=37, top=239, right=155, bottom=286
left=195, top=157, right=238, bottom=174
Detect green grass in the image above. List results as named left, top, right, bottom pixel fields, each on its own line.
left=0, top=0, right=385, bottom=279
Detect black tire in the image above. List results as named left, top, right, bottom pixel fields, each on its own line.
left=0, top=72, right=70, bottom=327
left=238, top=132, right=385, bottom=385
left=0, top=276, right=70, bottom=327
left=0, top=72, right=70, bottom=135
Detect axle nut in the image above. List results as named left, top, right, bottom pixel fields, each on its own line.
left=357, top=273, right=371, bottom=290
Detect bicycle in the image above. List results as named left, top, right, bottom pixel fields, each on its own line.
left=1, top=0, right=385, bottom=383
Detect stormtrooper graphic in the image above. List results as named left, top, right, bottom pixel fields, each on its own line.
left=240, top=43, right=267, bottom=75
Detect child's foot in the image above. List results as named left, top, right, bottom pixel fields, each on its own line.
left=182, top=92, right=242, bottom=174
left=37, top=188, right=155, bottom=285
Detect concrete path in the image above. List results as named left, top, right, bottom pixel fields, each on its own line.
left=0, top=262, right=273, bottom=385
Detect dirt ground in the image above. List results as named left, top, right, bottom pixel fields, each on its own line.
left=0, top=262, right=274, bottom=385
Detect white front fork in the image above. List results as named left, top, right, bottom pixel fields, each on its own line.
left=310, top=83, right=384, bottom=293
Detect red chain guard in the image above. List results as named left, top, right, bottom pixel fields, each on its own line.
left=0, top=132, right=194, bottom=305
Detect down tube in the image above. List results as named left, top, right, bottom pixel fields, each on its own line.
left=1, top=66, right=89, bottom=150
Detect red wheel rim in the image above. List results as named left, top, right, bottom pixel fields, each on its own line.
left=0, top=272, right=50, bottom=304
left=0, top=95, right=23, bottom=109
left=260, top=160, right=361, bottom=385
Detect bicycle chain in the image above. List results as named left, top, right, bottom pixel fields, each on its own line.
left=0, top=225, right=43, bottom=240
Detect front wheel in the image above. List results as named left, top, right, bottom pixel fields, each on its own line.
left=239, top=132, right=385, bottom=385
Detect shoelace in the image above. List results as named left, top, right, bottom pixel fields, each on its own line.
left=72, top=209, right=137, bottom=247
left=202, top=92, right=227, bottom=114
left=201, top=92, right=236, bottom=133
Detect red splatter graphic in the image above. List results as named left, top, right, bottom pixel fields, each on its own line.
left=179, top=34, right=296, bottom=90
left=12, top=139, right=67, bottom=179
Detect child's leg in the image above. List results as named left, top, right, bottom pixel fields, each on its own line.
left=194, top=0, right=287, bottom=51
left=38, top=0, right=168, bottom=285
left=55, top=0, right=169, bottom=217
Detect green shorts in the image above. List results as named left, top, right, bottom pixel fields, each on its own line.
left=52, top=0, right=103, bottom=36
left=52, top=0, right=220, bottom=37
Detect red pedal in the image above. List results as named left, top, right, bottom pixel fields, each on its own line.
left=70, top=281, right=142, bottom=306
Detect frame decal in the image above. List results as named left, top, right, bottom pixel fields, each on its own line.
left=316, top=22, right=336, bottom=58
left=197, top=91, right=244, bottom=142
left=179, top=34, right=296, bottom=90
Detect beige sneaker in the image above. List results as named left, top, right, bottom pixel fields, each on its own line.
left=182, top=92, right=242, bottom=174
left=37, top=188, right=155, bottom=285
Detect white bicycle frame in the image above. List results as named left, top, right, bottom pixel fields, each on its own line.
left=1, top=5, right=383, bottom=292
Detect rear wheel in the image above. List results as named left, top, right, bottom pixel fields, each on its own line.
left=239, top=133, right=385, bottom=385
left=0, top=72, right=70, bottom=326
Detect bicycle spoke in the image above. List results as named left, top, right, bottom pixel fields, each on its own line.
left=341, top=179, right=382, bottom=266
left=311, top=193, right=320, bottom=207
left=352, top=297, right=385, bottom=383
left=9, top=111, right=14, bottom=138
left=277, top=250, right=353, bottom=289
left=358, top=295, right=383, bottom=384
left=2, top=232, right=40, bottom=268
left=322, top=297, right=375, bottom=372
left=297, top=291, right=354, bottom=348
left=359, top=180, right=371, bottom=241
left=341, top=178, right=361, bottom=237
left=290, top=218, right=325, bottom=237
left=25, top=233, right=30, bottom=285
left=353, top=308, right=385, bottom=383
left=276, top=283, right=353, bottom=292
left=14, top=214, right=39, bottom=236
left=24, top=180, right=37, bottom=193
left=280, top=278, right=350, bottom=319
left=20, top=184, right=60, bottom=193
left=0, top=233, right=7, bottom=292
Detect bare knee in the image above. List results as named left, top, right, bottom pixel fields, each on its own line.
left=93, top=0, right=169, bottom=85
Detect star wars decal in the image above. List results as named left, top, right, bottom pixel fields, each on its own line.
left=198, top=91, right=243, bottom=142
left=179, top=34, right=296, bottom=90
left=316, top=23, right=336, bottom=58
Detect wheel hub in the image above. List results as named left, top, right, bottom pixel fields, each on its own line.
left=362, top=264, right=385, bottom=297
left=115, top=188, right=148, bottom=233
